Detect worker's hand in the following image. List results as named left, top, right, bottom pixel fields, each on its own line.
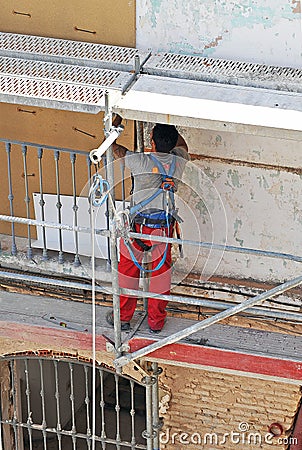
left=113, top=144, right=127, bottom=159
left=112, top=114, right=123, bottom=128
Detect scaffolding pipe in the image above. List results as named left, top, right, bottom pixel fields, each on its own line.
left=142, top=376, right=154, bottom=450
left=0, top=214, right=302, bottom=263
left=151, top=363, right=160, bottom=450
left=129, top=231, right=302, bottom=263
left=103, top=92, right=122, bottom=359
left=114, top=274, right=302, bottom=367
left=136, top=121, right=145, bottom=153
left=0, top=270, right=301, bottom=323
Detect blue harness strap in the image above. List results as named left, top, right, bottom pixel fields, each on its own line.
left=127, top=153, right=177, bottom=273
left=129, top=154, right=176, bottom=216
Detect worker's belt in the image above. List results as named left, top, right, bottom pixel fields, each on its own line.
left=132, top=211, right=174, bottom=229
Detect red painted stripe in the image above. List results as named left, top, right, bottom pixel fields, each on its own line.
left=129, top=338, right=302, bottom=381
left=0, top=321, right=301, bottom=381
left=0, top=321, right=107, bottom=352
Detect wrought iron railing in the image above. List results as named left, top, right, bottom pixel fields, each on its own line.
left=0, top=356, right=149, bottom=449
left=0, top=138, right=99, bottom=266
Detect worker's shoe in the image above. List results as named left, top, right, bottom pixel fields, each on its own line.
left=106, top=310, right=130, bottom=331
left=148, top=326, right=162, bottom=334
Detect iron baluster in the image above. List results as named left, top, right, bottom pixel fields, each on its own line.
left=68, top=363, right=77, bottom=450
left=24, top=359, right=33, bottom=450
left=70, top=152, right=80, bottom=266
left=114, top=374, right=121, bottom=449
left=99, top=368, right=107, bottom=449
left=130, top=380, right=136, bottom=450
left=38, top=360, right=47, bottom=450
left=5, top=143, right=17, bottom=255
left=37, top=147, right=48, bottom=260
left=10, top=359, right=18, bottom=450
left=84, top=365, right=92, bottom=449
left=54, top=150, right=64, bottom=263
left=22, top=145, right=33, bottom=259
left=54, top=360, right=62, bottom=450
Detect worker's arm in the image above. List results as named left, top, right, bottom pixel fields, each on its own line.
left=176, top=132, right=188, bottom=152
left=111, top=114, right=128, bottom=159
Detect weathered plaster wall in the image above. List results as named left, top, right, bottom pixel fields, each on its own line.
left=137, top=0, right=302, bottom=67
left=175, top=128, right=302, bottom=283
left=158, top=363, right=301, bottom=450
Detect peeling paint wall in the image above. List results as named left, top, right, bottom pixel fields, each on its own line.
left=175, top=128, right=302, bottom=283
left=137, top=0, right=302, bottom=67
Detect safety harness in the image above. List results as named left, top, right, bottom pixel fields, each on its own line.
left=125, top=153, right=178, bottom=272
left=130, top=153, right=177, bottom=223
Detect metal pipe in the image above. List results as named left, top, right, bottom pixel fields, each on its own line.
left=102, top=155, right=111, bottom=267
left=104, top=92, right=122, bottom=358
left=120, top=160, right=126, bottom=210
left=115, top=275, right=302, bottom=367
left=136, top=121, right=145, bottom=153
left=142, top=376, right=154, bottom=450
left=0, top=213, right=302, bottom=264
left=0, top=214, right=108, bottom=235
left=89, top=126, right=124, bottom=164
left=151, top=363, right=160, bottom=450
left=129, top=231, right=302, bottom=263
left=0, top=270, right=301, bottom=323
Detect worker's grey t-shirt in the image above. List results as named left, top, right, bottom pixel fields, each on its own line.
left=125, top=147, right=189, bottom=215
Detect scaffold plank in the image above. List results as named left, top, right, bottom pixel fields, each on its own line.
left=0, top=290, right=301, bottom=383
left=144, top=52, right=302, bottom=93
left=0, top=32, right=150, bottom=71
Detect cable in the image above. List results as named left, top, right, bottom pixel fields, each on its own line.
left=89, top=184, right=97, bottom=450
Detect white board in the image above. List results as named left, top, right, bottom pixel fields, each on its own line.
left=32, top=193, right=128, bottom=259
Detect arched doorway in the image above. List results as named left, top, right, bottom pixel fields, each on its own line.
left=0, top=355, right=148, bottom=449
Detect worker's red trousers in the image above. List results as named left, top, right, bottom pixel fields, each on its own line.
left=118, top=223, right=172, bottom=331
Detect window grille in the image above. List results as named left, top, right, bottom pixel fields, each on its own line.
left=0, top=357, right=148, bottom=449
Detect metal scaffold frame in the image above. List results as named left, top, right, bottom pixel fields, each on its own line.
left=85, top=94, right=302, bottom=371
left=1, top=31, right=302, bottom=449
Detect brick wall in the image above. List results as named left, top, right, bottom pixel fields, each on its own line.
left=158, top=364, right=301, bottom=450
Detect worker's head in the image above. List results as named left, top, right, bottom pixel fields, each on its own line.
left=151, top=124, right=178, bottom=153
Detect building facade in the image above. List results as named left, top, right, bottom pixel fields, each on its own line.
left=0, top=1, right=301, bottom=449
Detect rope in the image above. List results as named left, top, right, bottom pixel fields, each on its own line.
left=89, top=182, right=97, bottom=450
left=90, top=173, right=110, bottom=208
left=89, top=172, right=171, bottom=274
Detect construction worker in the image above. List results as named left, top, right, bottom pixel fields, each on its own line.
left=106, top=116, right=189, bottom=333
